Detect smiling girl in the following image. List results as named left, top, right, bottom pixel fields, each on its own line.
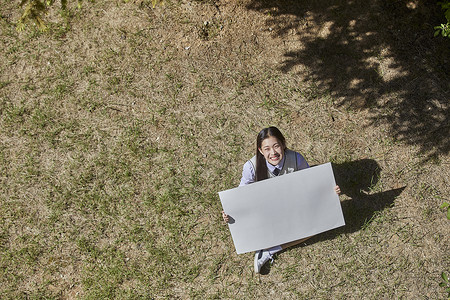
left=222, top=126, right=340, bottom=274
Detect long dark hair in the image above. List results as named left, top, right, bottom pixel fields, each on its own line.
left=255, top=126, right=286, bottom=181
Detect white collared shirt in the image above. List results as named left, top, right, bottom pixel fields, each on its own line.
left=239, top=151, right=309, bottom=186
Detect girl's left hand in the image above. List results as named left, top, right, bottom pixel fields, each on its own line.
left=222, top=211, right=230, bottom=223
left=334, top=185, right=341, bottom=195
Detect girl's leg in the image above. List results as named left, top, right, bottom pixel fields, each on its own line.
left=254, top=236, right=314, bottom=274
left=281, top=236, right=312, bottom=250
left=254, top=245, right=282, bottom=273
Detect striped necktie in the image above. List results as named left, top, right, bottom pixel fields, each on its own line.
left=273, top=168, right=280, bottom=176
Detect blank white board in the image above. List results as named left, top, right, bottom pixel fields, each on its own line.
left=219, top=163, right=345, bottom=254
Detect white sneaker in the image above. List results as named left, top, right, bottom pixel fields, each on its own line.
left=254, top=250, right=273, bottom=274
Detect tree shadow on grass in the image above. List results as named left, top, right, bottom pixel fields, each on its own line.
left=246, top=0, right=450, bottom=159
left=260, top=159, right=404, bottom=275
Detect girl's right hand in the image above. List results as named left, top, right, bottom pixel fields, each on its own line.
left=222, top=211, right=229, bottom=223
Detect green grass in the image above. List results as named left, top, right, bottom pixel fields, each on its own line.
left=0, top=0, right=449, bottom=298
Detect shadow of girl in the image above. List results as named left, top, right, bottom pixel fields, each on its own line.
left=266, top=159, right=404, bottom=273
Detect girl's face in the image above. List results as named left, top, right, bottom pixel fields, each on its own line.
left=259, top=136, right=285, bottom=166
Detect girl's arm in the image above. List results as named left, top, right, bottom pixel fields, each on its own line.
left=239, top=160, right=256, bottom=186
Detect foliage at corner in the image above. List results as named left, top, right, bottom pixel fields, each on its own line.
left=440, top=272, right=450, bottom=298
left=16, top=0, right=81, bottom=31
left=434, top=1, right=450, bottom=38
left=440, top=202, right=450, bottom=220
left=16, top=0, right=163, bottom=31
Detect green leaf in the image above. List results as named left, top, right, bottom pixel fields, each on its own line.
left=35, top=15, right=47, bottom=31
left=445, top=10, right=450, bottom=21
left=16, top=21, right=26, bottom=32
left=442, top=272, right=449, bottom=282
left=441, top=202, right=450, bottom=209
left=447, top=208, right=450, bottom=220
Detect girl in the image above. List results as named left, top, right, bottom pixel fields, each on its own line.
left=222, top=126, right=341, bottom=274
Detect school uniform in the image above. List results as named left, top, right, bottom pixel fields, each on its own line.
left=239, top=149, right=309, bottom=186
left=238, top=148, right=310, bottom=273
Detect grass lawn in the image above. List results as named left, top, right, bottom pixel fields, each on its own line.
left=0, top=0, right=449, bottom=298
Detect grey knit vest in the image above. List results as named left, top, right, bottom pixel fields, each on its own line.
left=249, top=149, right=298, bottom=178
